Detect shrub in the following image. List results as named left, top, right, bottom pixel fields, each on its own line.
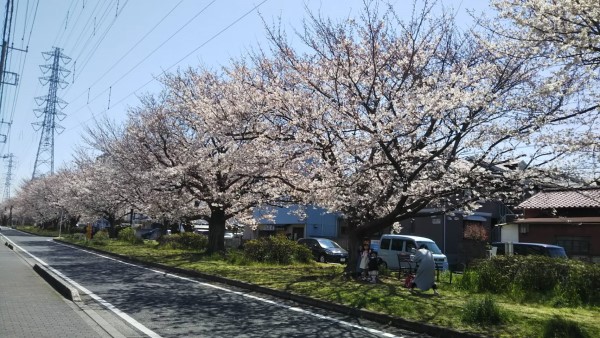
left=91, top=230, right=110, bottom=246
left=225, top=249, right=252, bottom=266
left=457, top=256, right=600, bottom=306
left=294, top=241, right=313, bottom=263
left=542, top=316, right=590, bottom=338
left=511, top=256, right=570, bottom=294
left=157, top=232, right=208, bottom=251
left=455, top=270, right=480, bottom=292
left=244, top=235, right=312, bottom=264
left=461, top=295, right=504, bottom=325
left=65, top=233, right=87, bottom=242
left=117, top=227, right=142, bottom=244
left=555, top=260, right=600, bottom=306
left=465, top=256, right=600, bottom=306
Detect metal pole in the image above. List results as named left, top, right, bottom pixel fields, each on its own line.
left=58, top=210, right=63, bottom=238
left=443, top=213, right=446, bottom=253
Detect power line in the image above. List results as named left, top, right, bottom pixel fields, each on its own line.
left=67, top=0, right=268, bottom=132
left=65, top=0, right=184, bottom=102
left=69, top=0, right=215, bottom=108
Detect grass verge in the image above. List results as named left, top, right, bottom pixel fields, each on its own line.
left=24, top=229, right=599, bottom=338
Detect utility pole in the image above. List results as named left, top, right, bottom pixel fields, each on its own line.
left=0, top=0, right=25, bottom=143
left=32, top=47, right=71, bottom=179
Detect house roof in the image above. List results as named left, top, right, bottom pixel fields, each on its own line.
left=515, top=217, right=600, bottom=225
left=519, top=189, right=600, bottom=209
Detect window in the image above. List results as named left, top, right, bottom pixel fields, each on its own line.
left=519, top=224, right=529, bottom=234
left=514, top=244, right=543, bottom=255
left=380, top=238, right=390, bottom=250
left=390, top=239, right=404, bottom=251
left=556, top=237, right=590, bottom=255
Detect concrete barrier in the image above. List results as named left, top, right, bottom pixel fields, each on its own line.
left=33, top=264, right=80, bottom=302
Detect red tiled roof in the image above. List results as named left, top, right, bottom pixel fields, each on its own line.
left=519, top=189, right=600, bottom=209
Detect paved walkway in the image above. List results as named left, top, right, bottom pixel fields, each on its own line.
left=0, top=231, right=110, bottom=338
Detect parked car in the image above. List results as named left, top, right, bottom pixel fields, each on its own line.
left=377, top=234, right=448, bottom=271
left=491, top=242, right=568, bottom=258
left=297, top=238, right=349, bottom=264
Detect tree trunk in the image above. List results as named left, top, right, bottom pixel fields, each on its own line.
left=344, top=221, right=360, bottom=275
left=207, top=207, right=226, bottom=254
left=107, top=215, right=117, bottom=238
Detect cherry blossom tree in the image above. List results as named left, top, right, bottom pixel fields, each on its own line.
left=10, top=178, right=58, bottom=227
left=492, top=0, right=600, bottom=68
left=89, top=66, right=290, bottom=253
left=489, top=0, right=600, bottom=183
left=10, top=170, right=74, bottom=229
left=84, top=118, right=198, bottom=233
left=63, top=151, right=132, bottom=237
left=257, top=1, right=597, bottom=267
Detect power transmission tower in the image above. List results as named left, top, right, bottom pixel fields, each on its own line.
left=32, top=47, right=71, bottom=179
left=2, top=152, right=13, bottom=200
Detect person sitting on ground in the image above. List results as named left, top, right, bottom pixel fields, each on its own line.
left=367, top=251, right=380, bottom=283
left=410, top=244, right=439, bottom=295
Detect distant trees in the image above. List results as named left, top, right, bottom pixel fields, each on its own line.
left=9, top=169, right=75, bottom=229
left=64, top=153, right=132, bottom=237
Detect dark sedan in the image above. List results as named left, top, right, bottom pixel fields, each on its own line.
left=297, top=237, right=349, bottom=264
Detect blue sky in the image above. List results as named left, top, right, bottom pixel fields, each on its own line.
left=0, top=0, right=490, bottom=198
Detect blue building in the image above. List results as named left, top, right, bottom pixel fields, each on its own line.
left=253, top=205, right=341, bottom=240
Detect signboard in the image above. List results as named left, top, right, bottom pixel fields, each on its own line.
left=260, top=224, right=275, bottom=231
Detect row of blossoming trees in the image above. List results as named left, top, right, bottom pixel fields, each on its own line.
left=3, top=1, right=599, bottom=265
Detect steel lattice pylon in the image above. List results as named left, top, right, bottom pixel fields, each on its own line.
left=32, top=47, right=70, bottom=179
left=2, top=153, right=13, bottom=200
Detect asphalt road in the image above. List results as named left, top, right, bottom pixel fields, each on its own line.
left=1, top=228, right=432, bottom=338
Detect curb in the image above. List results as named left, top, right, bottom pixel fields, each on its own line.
left=1, top=232, right=80, bottom=302
left=56, top=239, right=484, bottom=338
left=33, top=263, right=81, bottom=302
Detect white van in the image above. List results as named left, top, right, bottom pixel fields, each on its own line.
left=377, top=234, right=448, bottom=271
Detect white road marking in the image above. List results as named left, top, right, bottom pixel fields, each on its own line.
left=2, top=235, right=162, bottom=338
left=26, top=236, right=405, bottom=338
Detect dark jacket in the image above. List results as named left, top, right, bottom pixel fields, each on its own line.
left=368, top=256, right=379, bottom=271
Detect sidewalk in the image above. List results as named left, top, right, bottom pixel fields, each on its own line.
left=0, top=233, right=110, bottom=338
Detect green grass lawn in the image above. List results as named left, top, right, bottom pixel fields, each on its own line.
left=43, top=233, right=598, bottom=338
left=16, top=225, right=63, bottom=237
